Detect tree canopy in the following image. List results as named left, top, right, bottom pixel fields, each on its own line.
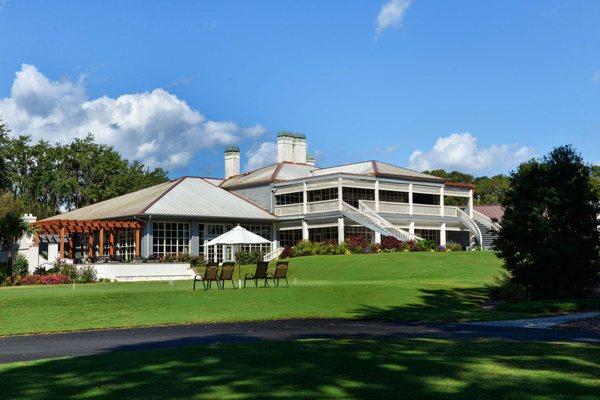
left=424, top=169, right=511, bottom=205
left=495, top=145, right=600, bottom=298
left=0, top=122, right=169, bottom=219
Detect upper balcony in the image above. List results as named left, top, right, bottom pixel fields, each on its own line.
left=272, top=175, right=473, bottom=219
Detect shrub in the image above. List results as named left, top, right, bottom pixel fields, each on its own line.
left=291, top=241, right=317, bottom=257
left=406, top=240, right=420, bottom=252
left=345, top=235, right=370, bottom=253
left=381, top=236, right=403, bottom=251
left=419, top=240, right=437, bottom=252
left=445, top=241, right=463, bottom=251
left=13, top=254, right=29, bottom=275
left=18, top=274, right=72, bottom=285
left=77, top=265, right=98, bottom=283
left=189, top=255, right=204, bottom=267
left=487, top=275, right=528, bottom=303
left=236, top=250, right=263, bottom=265
left=57, top=262, right=78, bottom=280
left=279, top=246, right=292, bottom=259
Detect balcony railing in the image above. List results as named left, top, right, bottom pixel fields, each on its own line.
left=307, top=199, right=339, bottom=213
left=274, top=200, right=462, bottom=218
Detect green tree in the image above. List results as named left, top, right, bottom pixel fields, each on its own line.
left=0, top=192, right=30, bottom=258
left=474, top=175, right=510, bottom=204
left=495, top=145, right=600, bottom=298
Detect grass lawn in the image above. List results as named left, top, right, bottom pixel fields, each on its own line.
left=0, top=252, right=595, bottom=336
left=1, top=338, right=598, bottom=399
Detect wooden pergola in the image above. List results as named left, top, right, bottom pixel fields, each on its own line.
left=31, top=219, right=144, bottom=260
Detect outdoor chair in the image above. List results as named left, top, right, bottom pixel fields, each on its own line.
left=265, top=261, right=289, bottom=287
left=244, top=261, right=269, bottom=288
left=218, top=262, right=236, bottom=289
left=193, top=263, right=219, bottom=290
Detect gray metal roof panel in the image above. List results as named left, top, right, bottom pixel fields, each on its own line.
left=146, top=177, right=275, bottom=220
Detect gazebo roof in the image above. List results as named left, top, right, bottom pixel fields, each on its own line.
left=205, top=225, right=271, bottom=246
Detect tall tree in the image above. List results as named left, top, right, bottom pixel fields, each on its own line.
left=0, top=192, right=30, bottom=257
left=495, top=145, right=600, bottom=298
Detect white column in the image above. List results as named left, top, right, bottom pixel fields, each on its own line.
left=302, top=219, right=309, bottom=241
left=302, top=182, right=308, bottom=215
left=337, top=176, right=343, bottom=210
left=272, top=223, right=279, bottom=250
left=408, top=183, right=414, bottom=215
left=337, top=217, right=345, bottom=244
left=409, top=221, right=415, bottom=235
left=374, top=232, right=381, bottom=244
left=440, top=186, right=445, bottom=217
left=468, top=189, right=474, bottom=218
left=440, top=222, right=446, bottom=246
left=374, top=180, right=380, bottom=212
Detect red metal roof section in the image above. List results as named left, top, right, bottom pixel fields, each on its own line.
left=473, top=205, right=504, bottom=222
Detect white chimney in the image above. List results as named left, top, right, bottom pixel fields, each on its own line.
left=293, top=133, right=307, bottom=164
left=277, top=132, right=295, bottom=163
left=224, top=146, right=240, bottom=179
left=306, top=154, right=316, bottom=166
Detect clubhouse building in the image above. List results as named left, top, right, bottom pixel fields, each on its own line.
left=32, top=132, right=499, bottom=268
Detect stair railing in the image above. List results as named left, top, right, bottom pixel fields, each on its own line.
left=341, top=200, right=419, bottom=242
left=457, top=208, right=483, bottom=250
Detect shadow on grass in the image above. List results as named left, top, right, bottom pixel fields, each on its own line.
left=0, top=337, right=597, bottom=400
left=354, top=287, right=513, bottom=323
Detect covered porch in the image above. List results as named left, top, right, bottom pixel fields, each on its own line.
left=31, top=219, right=143, bottom=262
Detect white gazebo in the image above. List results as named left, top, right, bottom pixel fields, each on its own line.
left=203, top=225, right=272, bottom=264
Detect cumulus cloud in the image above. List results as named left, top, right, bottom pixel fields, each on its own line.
left=375, top=0, right=412, bottom=36
left=0, top=64, right=259, bottom=169
left=244, top=142, right=277, bottom=171
left=408, top=133, right=536, bottom=173
left=242, top=124, right=267, bottom=138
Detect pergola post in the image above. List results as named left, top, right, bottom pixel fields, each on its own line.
left=135, top=228, right=141, bottom=257
left=109, top=231, right=115, bottom=257
left=69, top=233, right=75, bottom=259
left=59, top=226, right=65, bottom=259
left=87, top=233, right=94, bottom=259
left=99, top=228, right=104, bottom=256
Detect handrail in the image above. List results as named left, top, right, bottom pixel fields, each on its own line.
left=472, top=209, right=501, bottom=231
left=345, top=200, right=420, bottom=242
left=457, top=208, right=483, bottom=250
left=263, top=246, right=284, bottom=262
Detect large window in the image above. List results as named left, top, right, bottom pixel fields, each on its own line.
left=379, top=190, right=408, bottom=203
left=342, top=187, right=374, bottom=207
left=415, top=229, right=440, bottom=244
left=279, top=229, right=302, bottom=247
left=309, top=227, right=338, bottom=243
left=153, top=222, right=190, bottom=256
left=308, top=188, right=338, bottom=202
left=413, top=193, right=440, bottom=205
left=117, top=230, right=136, bottom=261
left=275, top=192, right=303, bottom=205
left=344, top=226, right=374, bottom=242
left=241, top=224, right=272, bottom=241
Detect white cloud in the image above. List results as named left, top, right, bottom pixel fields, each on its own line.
left=375, top=0, right=412, bottom=36
left=408, top=132, right=536, bottom=173
left=244, top=142, right=277, bottom=171
left=592, top=70, right=600, bottom=82
left=242, top=124, right=267, bottom=138
left=0, top=64, right=259, bottom=169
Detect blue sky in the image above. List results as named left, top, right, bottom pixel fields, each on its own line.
left=0, top=0, right=599, bottom=178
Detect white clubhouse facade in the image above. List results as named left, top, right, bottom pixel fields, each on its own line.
left=34, top=132, right=495, bottom=266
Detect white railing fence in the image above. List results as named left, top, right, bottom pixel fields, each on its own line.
left=263, top=246, right=284, bottom=262
left=457, top=208, right=483, bottom=250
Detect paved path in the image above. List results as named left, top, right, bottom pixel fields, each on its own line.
left=469, top=311, right=600, bottom=329
left=1, top=318, right=599, bottom=364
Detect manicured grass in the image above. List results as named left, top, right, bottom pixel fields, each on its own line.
left=1, top=339, right=598, bottom=399
left=0, top=252, right=575, bottom=335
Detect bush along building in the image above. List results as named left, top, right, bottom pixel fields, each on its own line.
left=31, top=132, right=500, bottom=278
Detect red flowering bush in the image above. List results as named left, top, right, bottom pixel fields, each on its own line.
left=18, top=274, right=72, bottom=285
left=345, top=235, right=370, bottom=253
left=279, top=246, right=293, bottom=259
left=381, top=236, right=403, bottom=250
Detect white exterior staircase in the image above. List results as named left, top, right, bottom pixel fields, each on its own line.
left=341, top=200, right=421, bottom=242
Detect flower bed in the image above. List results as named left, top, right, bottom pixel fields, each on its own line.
left=279, top=236, right=464, bottom=259
left=18, top=274, right=72, bottom=285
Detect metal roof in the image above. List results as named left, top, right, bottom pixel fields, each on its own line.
left=220, top=162, right=317, bottom=188
left=42, top=180, right=178, bottom=221
left=145, top=178, right=275, bottom=220
left=473, top=205, right=504, bottom=222
left=42, top=177, right=275, bottom=222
